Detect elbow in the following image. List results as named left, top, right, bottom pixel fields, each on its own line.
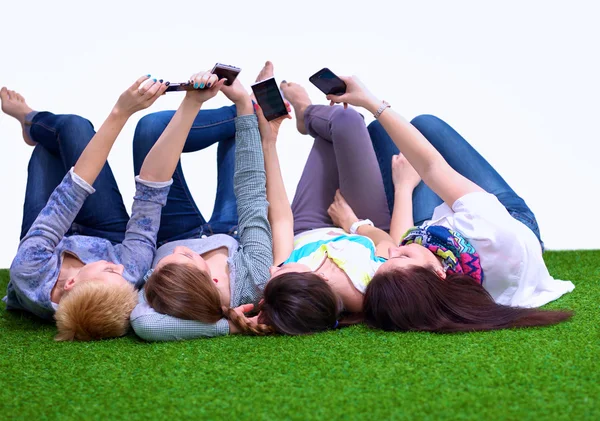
left=130, top=317, right=170, bottom=342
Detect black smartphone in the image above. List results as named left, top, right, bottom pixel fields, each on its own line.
left=309, top=68, right=346, bottom=95
left=211, top=63, right=241, bottom=86
left=251, top=77, right=288, bottom=121
left=165, top=63, right=241, bottom=93
left=165, top=82, right=194, bottom=92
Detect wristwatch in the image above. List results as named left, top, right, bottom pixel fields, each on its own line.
left=350, top=219, right=374, bottom=234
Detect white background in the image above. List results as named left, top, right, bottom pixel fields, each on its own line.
left=1, top=0, right=598, bottom=267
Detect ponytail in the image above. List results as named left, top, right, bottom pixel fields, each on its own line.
left=221, top=306, right=273, bottom=336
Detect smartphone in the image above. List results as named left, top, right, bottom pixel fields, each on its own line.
left=165, top=82, right=194, bottom=93
left=211, top=63, right=241, bottom=86
left=165, top=63, right=241, bottom=92
left=309, top=68, right=346, bottom=96
left=251, top=77, right=288, bottom=121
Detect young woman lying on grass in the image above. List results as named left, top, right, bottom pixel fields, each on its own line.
left=0, top=76, right=175, bottom=341
left=327, top=75, right=575, bottom=333
left=256, top=69, right=574, bottom=334
left=256, top=64, right=396, bottom=334
left=129, top=65, right=279, bottom=340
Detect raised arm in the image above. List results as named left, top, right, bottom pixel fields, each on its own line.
left=327, top=77, right=484, bottom=207
left=73, top=76, right=167, bottom=185
left=119, top=71, right=227, bottom=283
left=219, top=81, right=273, bottom=298
left=139, top=71, right=226, bottom=182
left=389, top=154, right=421, bottom=244
left=255, top=103, right=294, bottom=266
left=15, top=77, right=167, bottom=271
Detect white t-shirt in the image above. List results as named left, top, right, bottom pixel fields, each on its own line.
left=423, top=192, right=574, bottom=308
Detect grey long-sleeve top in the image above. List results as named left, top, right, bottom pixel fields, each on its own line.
left=130, top=114, right=273, bottom=340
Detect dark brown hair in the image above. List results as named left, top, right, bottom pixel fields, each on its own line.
left=145, top=263, right=271, bottom=335
left=364, top=266, right=573, bottom=333
left=258, top=272, right=344, bottom=335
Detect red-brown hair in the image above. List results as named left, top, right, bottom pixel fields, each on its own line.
left=364, top=266, right=573, bottom=333
left=145, top=263, right=271, bottom=335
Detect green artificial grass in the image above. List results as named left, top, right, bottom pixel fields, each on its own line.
left=1, top=250, right=598, bottom=420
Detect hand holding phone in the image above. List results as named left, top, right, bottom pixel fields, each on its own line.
left=309, top=68, right=347, bottom=96
left=211, top=63, right=241, bottom=86
left=165, top=63, right=241, bottom=93
left=251, top=77, right=289, bottom=121
left=325, top=75, right=381, bottom=112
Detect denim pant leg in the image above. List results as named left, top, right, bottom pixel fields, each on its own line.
left=21, top=145, right=70, bottom=239
left=24, top=112, right=130, bottom=242
left=411, top=115, right=543, bottom=247
left=207, top=135, right=239, bottom=237
left=367, top=115, right=543, bottom=248
left=367, top=120, right=442, bottom=222
left=132, top=105, right=238, bottom=245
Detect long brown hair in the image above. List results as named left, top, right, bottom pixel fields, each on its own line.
left=145, top=263, right=271, bottom=335
left=258, top=272, right=344, bottom=335
left=364, top=266, right=573, bottom=333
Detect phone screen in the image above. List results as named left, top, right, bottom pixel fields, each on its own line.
left=212, top=64, right=241, bottom=86
left=309, top=68, right=347, bottom=95
left=251, top=78, right=288, bottom=121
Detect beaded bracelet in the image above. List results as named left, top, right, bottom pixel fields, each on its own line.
left=374, top=100, right=391, bottom=119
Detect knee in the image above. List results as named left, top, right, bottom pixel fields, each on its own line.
left=410, top=114, right=447, bottom=134
left=329, top=106, right=365, bottom=129
left=367, top=119, right=384, bottom=135
left=55, top=115, right=95, bottom=148
left=133, top=112, right=171, bottom=156
left=58, top=114, right=93, bottom=130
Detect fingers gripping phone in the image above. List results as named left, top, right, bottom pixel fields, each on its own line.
left=211, top=63, right=241, bottom=86
left=165, top=63, right=241, bottom=92
left=309, top=68, right=346, bottom=96
left=251, top=77, right=288, bottom=121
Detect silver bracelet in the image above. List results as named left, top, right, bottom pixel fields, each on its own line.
left=374, top=101, right=391, bottom=119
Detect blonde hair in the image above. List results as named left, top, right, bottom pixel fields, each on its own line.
left=145, top=263, right=272, bottom=335
left=54, top=280, right=138, bottom=341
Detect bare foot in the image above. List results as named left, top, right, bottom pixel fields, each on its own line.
left=0, top=87, right=35, bottom=146
left=280, top=81, right=312, bottom=135
left=255, top=60, right=274, bottom=83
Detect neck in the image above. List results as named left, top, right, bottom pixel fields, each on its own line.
left=321, top=258, right=364, bottom=313
left=51, top=274, right=70, bottom=304
left=52, top=254, right=84, bottom=303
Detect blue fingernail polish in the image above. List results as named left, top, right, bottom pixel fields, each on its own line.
left=194, top=82, right=199, bottom=88
left=200, top=83, right=205, bottom=89
left=207, top=82, right=211, bottom=88
left=147, top=74, right=151, bottom=77
left=159, top=79, right=163, bottom=83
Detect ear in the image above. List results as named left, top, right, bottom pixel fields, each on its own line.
left=64, top=277, right=77, bottom=291
left=435, top=267, right=447, bottom=280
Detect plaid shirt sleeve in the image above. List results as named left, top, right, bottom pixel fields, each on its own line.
left=230, top=114, right=273, bottom=306
left=130, top=290, right=229, bottom=341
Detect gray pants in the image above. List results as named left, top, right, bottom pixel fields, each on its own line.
left=292, top=105, right=391, bottom=235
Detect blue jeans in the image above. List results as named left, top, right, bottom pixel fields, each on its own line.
left=367, top=114, right=544, bottom=248
left=21, top=112, right=130, bottom=242
left=132, top=105, right=238, bottom=246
